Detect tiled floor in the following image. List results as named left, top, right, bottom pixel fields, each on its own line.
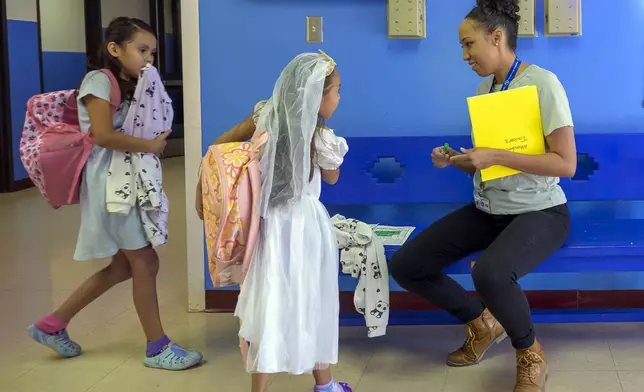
left=1, top=157, right=643, bottom=391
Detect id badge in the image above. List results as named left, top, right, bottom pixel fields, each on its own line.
left=474, top=193, right=491, bottom=213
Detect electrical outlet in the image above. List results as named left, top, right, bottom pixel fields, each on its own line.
left=545, top=0, right=582, bottom=36
left=517, top=0, right=537, bottom=37
left=306, top=16, right=323, bottom=44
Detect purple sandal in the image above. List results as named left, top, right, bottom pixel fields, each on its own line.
left=313, top=381, right=352, bottom=392
left=338, top=382, right=352, bottom=392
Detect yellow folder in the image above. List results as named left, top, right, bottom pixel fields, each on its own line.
left=466, top=85, right=546, bottom=182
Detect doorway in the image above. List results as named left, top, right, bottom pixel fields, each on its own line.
left=0, top=1, right=13, bottom=193
left=150, top=0, right=183, bottom=157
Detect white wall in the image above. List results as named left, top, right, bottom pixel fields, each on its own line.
left=181, top=0, right=204, bottom=312
left=6, top=0, right=37, bottom=22
left=39, top=0, right=86, bottom=53
left=102, top=0, right=150, bottom=27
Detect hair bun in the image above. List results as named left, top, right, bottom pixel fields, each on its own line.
left=476, top=0, right=520, bottom=22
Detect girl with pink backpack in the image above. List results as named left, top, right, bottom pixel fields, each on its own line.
left=27, top=17, right=202, bottom=371
left=200, top=52, right=350, bottom=392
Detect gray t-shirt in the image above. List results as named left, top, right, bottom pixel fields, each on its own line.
left=472, top=64, right=574, bottom=215
left=77, top=71, right=130, bottom=132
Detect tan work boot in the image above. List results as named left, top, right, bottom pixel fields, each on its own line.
left=514, top=339, right=548, bottom=392
left=446, top=308, right=507, bottom=367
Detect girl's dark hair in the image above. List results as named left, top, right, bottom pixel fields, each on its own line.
left=466, top=0, right=520, bottom=51
left=93, top=17, right=156, bottom=101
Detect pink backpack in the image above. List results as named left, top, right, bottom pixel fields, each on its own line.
left=19, top=69, right=121, bottom=208
left=200, top=133, right=268, bottom=288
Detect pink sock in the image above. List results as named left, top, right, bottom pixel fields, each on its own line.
left=35, top=314, right=68, bottom=334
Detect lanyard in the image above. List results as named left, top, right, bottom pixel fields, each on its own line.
left=489, top=57, right=521, bottom=93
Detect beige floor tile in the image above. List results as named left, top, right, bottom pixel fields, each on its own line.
left=270, top=373, right=354, bottom=392
left=444, top=369, right=623, bottom=392
left=6, top=355, right=130, bottom=392
left=274, top=342, right=371, bottom=389
left=0, top=350, right=43, bottom=389
left=536, top=322, right=615, bottom=339
left=357, top=349, right=447, bottom=392
left=356, top=326, right=461, bottom=392
left=607, top=323, right=644, bottom=371
left=545, top=342, right=616, bottom=372
left=611, top=344, right=644, bottom=372
left=443, top=367, right=516, bottom=392
left=617, top=371, right=644, bottom=392
left=5, top=309, right=150, bottom=392
left=85, top=351, right=249, bottom=392
left=545, top=370, right=623, bottom=392
left=538, top=323, right=615, bottom=362
left=537, top=328, right=615, bottom=371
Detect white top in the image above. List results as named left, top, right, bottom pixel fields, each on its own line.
left=315, top=128, right=348, bottom=170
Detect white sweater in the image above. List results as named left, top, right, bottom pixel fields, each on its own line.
left=331, top=214, right=389, bottom=338
left=106, top=64, right=173, bottom=247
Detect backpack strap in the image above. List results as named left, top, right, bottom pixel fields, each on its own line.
left=98, top=69, right=122, bottom=110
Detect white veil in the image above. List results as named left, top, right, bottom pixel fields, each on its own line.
left=253, top=52, right=336, bottom=217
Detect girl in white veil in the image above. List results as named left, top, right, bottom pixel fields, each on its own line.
left=216, top=51, right=350, bottom=392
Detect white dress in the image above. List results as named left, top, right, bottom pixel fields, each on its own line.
left=235, top=129, right=348, bottom=375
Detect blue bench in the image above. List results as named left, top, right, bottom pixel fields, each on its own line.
left=322, top=134, right=644, bottom=325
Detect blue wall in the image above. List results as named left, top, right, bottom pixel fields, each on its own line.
left=200, top=0, right=644, bottom=291
left=7, top=20, right=41, bottom=181
left=199, top=0, right=644, bottom=144
left=41, top=52, right=86, bottom=93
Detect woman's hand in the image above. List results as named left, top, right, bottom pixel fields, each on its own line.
left=431, top=146, right=453, bottom=168
left=450, top=147, right=498, bottom=170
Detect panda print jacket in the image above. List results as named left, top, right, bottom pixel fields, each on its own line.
left=106, top=64, right=173, bottom=247
left=331, top=214, right=390, bottom=338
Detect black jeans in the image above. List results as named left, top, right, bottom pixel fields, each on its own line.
left=389, top=203, right=570, bottom=349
